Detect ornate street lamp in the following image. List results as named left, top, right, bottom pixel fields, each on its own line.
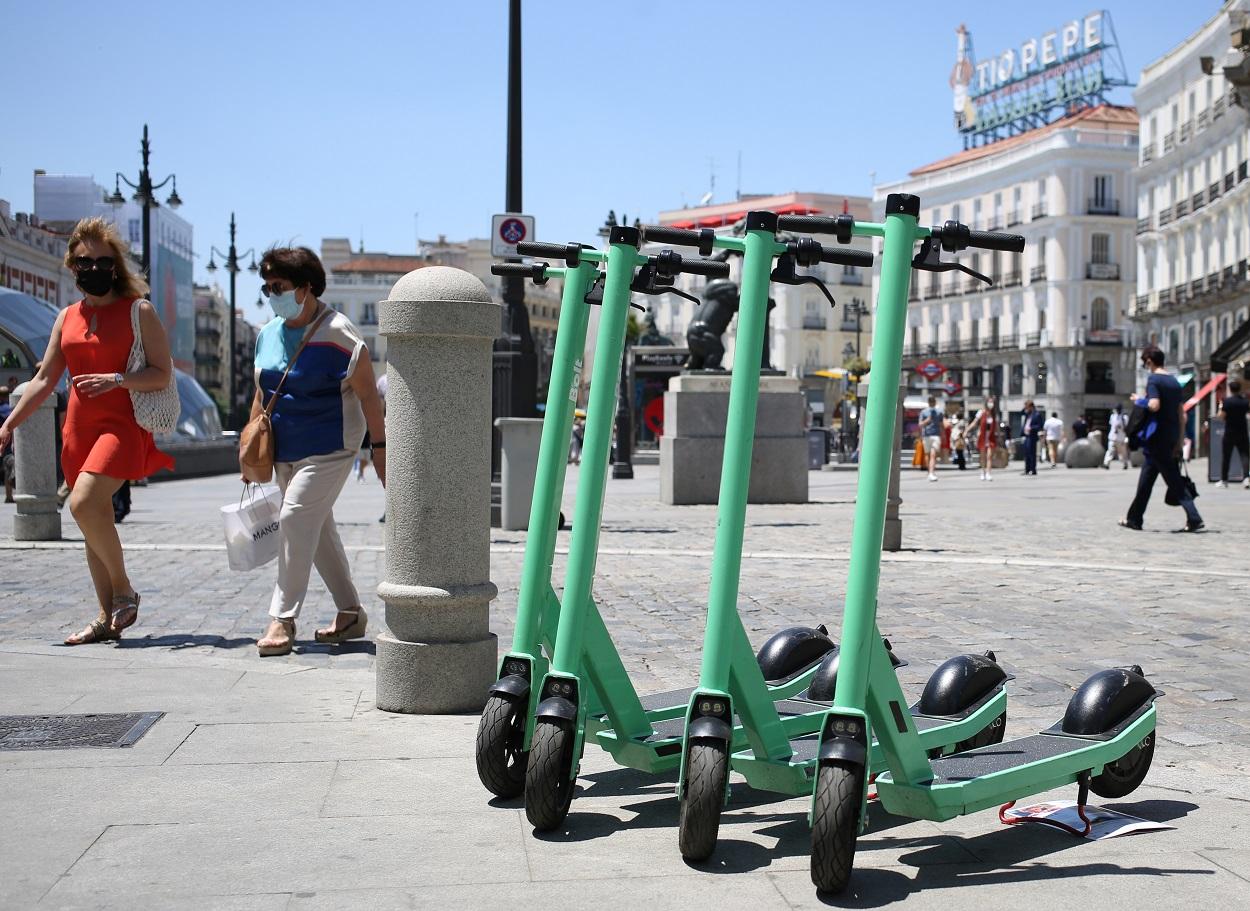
left=206, top=213, right=258, bottom=429
left=108, top=124, right=181, bottom=280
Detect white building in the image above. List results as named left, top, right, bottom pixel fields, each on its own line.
left=1132, top=0, right=1250, bottom=426
left=875, top=104, right=1140, bottom=434
left=0, top=199, right=75, bottom=310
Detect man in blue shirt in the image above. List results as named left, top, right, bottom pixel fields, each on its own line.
left=1121, top=348, right=1204, bottom=532
left=1019, top=399, right=1045, bottom=475
left=919, top=395, right=945, bottom=482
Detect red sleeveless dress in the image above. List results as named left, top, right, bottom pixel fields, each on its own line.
left=60, top=297, right=175, bottom=488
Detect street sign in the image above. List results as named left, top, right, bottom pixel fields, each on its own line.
left=916, top=358, right=946, bottom=380
left=944, top=379, right=963, bottom=395
left=492, top=213, right=534, bottom=257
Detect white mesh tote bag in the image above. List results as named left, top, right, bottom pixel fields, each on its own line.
left=126, top=298, right=181, bottom=434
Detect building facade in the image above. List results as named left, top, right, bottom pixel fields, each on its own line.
left=193, top=283, right=226, bottom=394
left=0, top=200, right=74, bottom=310
left=1132, top=0, right=1250, bottom=440
left=876, top=105, right=1140, bottom=434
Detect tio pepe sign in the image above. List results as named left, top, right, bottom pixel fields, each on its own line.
left=491, top=213, right=535, bottom=257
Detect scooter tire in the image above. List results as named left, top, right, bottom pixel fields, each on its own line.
left=525, top=719, right=575, bottom=831
left=953, top=710, right=1007, bottom=754
left=811, top=759, right=863, bottom=894
left=475, top=693, right=528, bottom=798
left=1090, top=732, right=1155, bottom=798
left=678, top=739, right=729, bottom=861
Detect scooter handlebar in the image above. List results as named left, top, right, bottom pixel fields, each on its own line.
left=640, top=225, right=715, bottom=256
left=966, top=229, right=1026, bottom=253
left=677, top=257, right=730, bottom=278
left=490, top=262, right=546, bottom=278
left=514, top=241, right=581, bottom=265
left=820, top=247, right=874, bottom=267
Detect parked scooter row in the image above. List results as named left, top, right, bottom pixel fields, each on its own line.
left=478, top=194, right=1160, bottom=897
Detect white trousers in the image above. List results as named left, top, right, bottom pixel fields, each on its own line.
left=269, top=449, right=360, bottom=620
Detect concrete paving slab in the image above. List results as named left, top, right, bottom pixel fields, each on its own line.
left=43, top=892, right=291, bottom=911
left=0, top=717, right=195, bottom=771
left=0, top=821, right=106, bottom=909
left=321, top=756, right=499, bottom=818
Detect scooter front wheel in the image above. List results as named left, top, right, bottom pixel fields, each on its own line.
left=678, top=740, right=728, bottom=861
left=525, top=719, right=575, bottom=830
left=811, top=759, right=863, bottom=894
left=1090, top=733, right=1155, bottom=798
left=475, top=693, right=529, bottom=798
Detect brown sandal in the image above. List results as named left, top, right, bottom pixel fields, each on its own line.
left=257, top=618, right=296, bottom=657
left=110, top=592, right=141, bottom=633
left=65, top=617, right=120, bottom=646
left=314, top=607, right=368, bottom=643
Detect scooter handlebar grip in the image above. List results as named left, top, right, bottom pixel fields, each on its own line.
left=490, top=263, right=543, bottom=277
left=641, top=225, right=716, bottom=256
left=966, top=230, right=1026, bottom=253
left=678, top=258, right=730, bottom=278
left=777, top=215, right=840, bottom=234
left=514, top=241, right=580, bottom=264
left=820, top=247, right=874, bottom=267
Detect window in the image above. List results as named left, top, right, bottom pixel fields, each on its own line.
left=361, top=302, right=377, bottom=325
left=1221, top=314, right=1232, bottom=343
left=910, top=326, right=920, bottom=353
left=1168, top=329, right=1180, bottom=360
left=1085, top=361, right=1115, bottom=394
left=951, top=204, right=961, bottom=222
left=1038, top=308, right=1047, bottom=330
left=1009, top=364, right=1023, bottom=395
left=1093, top=175, right=1111, bottom=208
left=950, top=322, right=960, bottom=349
left=990, top=316, right=1000, bottom=346
left=971, top=320, right=980, bottom=349
left=971, top=367, right=984, bottom=392
left=1090, top=297, right=1110, bottom=331
left=991, top=365, right=1004, bottom=395
left=1203, top=320, right=1214, bottom=355
left=1186, top=325, right=1196, bottom=360
left=1091, top=233, right=1111, bottom=264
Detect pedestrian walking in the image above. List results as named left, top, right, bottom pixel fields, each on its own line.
left=0, top=217, right=174, bottom=644
left=249, top=246, right=388, bottom=657
left=570, top=416, right=584, bottom=464
left=1120, top=347, right=1204, bottom=533
left=1215, top=378, right=1249, bottom=488
left=0, top=386, right=13, bottom=503
left=1043, top=411, right=1063, bottom=467
left=1103, top=402, right=1130, bottom=469
left=919, top=395, right=945, bottom=481
left=1020, top=399, right=1044, bottom=475
left=950, top=414, right=968, bottom=470
left=1073, top=414, right=1089, bottom=439
left=970, top=395, right=1000, bottom=481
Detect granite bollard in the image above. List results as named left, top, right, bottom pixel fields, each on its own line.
left=494, top=416, right=543, bottom=531
left=375, top=267, right=499, bottom=713
left=9, top=383, right=61, bottom=541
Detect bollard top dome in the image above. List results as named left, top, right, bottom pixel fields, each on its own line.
left=388, top=266, right=491, bottom=303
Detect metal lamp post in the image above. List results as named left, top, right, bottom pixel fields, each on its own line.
left=845, top=297, right=868, bottom=359
left=205, top=213, right=258, bottom=429
left=108, top=124, right=182, bottom=281
left=598, top=210, right=638, bottom=479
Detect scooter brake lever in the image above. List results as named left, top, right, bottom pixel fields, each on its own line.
left=629, top=264, right=697, bottom=307
left=911, top=237, right=993, bottom=286
left=583, top=274, right=604, bottom=306
left=770, top=254, right=837, bottom=309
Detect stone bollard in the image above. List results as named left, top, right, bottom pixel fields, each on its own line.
left=9, top=383, right=61, bottom=541
left=375, top=267, right=500, bottom=714
left=494, top=417, right=543, bottom=531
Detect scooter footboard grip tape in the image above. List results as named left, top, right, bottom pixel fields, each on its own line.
left=967, top=230, right=1026, bottom=253
left=679, top=258, right=730, bottom=277
left=820, top=248, right=874, bottom=267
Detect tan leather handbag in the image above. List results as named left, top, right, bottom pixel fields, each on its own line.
left=239, top=309, right=331, bottom=483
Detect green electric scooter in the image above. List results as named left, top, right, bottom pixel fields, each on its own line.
left=518, top=227, right=856, bottom=830
left=646, top=214, right=1012, bottom=862
left=779, top=197, right=1161, bottom=894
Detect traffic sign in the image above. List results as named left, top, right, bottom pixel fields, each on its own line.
left=491, top=213, right=535, bottom=257
left=916, top=358, right=946, bottom=380
left=943, top=378, right=963, bottom=395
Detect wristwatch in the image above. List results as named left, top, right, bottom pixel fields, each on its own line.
left=370, top=440, right=386, bottom=452
left=114, top=373, right=125, bottom=388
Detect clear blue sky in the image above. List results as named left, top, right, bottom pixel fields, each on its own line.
left=2, top=1, right=1216, bottom=323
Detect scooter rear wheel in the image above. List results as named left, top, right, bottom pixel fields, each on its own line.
left=811, top=759, right=863, bottom=894
left=475, top=694, right=528, bottom=798
left=678, top=740, right=729, bottom=861
left=1090, top=732, right=1155, bottom=798
left=953, top=710, right=1006, bottom=753
left=525, top=719, right=575, bottom=830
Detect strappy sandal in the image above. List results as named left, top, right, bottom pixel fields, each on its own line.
left=109, top=592, right=141, bottom=633
left=257, top=618, right=296, bottom=657
left=314, top=607, right=368, bottom=644
left=65, top=617, right=120, bottom=646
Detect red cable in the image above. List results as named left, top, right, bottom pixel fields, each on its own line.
left=998, top=799, right=1092, bottom=837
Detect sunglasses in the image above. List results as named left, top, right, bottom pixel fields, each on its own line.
left=73, top=256, right=116, bottom=272
left=260, top=282, right=296, bottom=298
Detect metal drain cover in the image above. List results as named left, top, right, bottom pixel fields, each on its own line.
left=0, top=712, right=163, bottom=751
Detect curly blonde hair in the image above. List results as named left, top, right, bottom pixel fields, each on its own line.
left=63, top=216, right=150, bottom=299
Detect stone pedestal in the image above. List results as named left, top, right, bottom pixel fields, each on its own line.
left=494, top=416, right=543, bottom=531
left=376, top=267, right=499, bottom=714
left=660, top=373, right=807, bottom=505
left=9, top=383, right=61, bottom=541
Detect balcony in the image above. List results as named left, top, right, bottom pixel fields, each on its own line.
left=1087, top=198, right=1120, bottom=216
left=1241, top=161, right=1248, bottom=181
left=1086, top=329, right=1126, bottom=347
left=1086, top=262, right=1121, bottom=281
left=1135, top=294, right=1150, bottom=314
left=1030, top=265, right=1047, bottom=282
left=940, top=341, right=964, bottom=355
left=987, top=220, right=1004, bottom=232
left=1190, top=278, right=1205, bottom=297
left=1159, top=288, right=1173, bottom=306
left=908, top=287, right=920, bottom=302
left=1180, top=120, right=1193, bottom=143
left=1192, top=192, right=1205, bottom=212
left=944, top=282, right=962, bottom=298
left=1032, top=204, right=1048, bottom=220
left=1226, top=172, right=1236, bottom=192
left=1163, top=131, right=1176, bottom=154
left=965, top=277, right=983, bottom=293
left=1175, top=199, right=1190, bottom=218
left=1198, top=108, right=1210, bottom=131
left=840, top=272, right=863, bottom=285
left=1158, top=206, right=1173, bottom=227
left=1207, top=271, right=1221, bottom=292
left=998, top=334, right=1019, bottom=350
left=1003, top=270, right=1022, bottom=287
left=1141, top=142, right=1156, bottom=164
left=1026, top=331, right=1042, bottom=348
left=801, top=316, right=827, bottom=330
left=1007, top=209, right=1022, bottom=227
left=1136, top=217, right=1152, bottom=234
left=1209, top=182, right=1222, bottom=204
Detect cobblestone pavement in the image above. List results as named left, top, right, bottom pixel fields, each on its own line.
left=3, top=459, right=1247, bottom=788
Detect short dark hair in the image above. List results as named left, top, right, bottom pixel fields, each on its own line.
left=927, top=395, right=936, bottom=405
left=1141, top=346, right=1165, bottom=367
left=1230, top=379, right=1243, bottom=394
left=260, top=246, right=326, bottom=296
left=1051, top=411, right=1058, bottom=417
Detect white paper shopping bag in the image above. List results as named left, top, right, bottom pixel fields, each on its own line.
left=220, top=485, right=282, bottom=572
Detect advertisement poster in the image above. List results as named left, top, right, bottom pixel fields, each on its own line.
left=151, top=220, right=195, bottom=373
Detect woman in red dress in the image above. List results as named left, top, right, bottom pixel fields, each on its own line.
left=971, top=395, right=1000, bottom=481
left=0, top=217, right=174, bottom=644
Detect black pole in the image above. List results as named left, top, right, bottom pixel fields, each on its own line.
left=612, top=337, right=634, bottom=479
left=227, top=213, right=238, bottom=430
left=139, top=124, right=152, bottom=281
left=505, top=0, right=522, bottom=216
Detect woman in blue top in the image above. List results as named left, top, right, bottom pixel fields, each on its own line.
left=247, top=247, right=387, bottom=656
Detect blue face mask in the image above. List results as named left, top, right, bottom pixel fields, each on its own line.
left=270, top=289, right=303, bottom=320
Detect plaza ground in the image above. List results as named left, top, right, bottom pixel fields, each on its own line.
left=0, top=460, right=1246, bottom=909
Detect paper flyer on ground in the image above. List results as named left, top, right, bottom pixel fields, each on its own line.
left=1003, top=800, right=1176, bottom=840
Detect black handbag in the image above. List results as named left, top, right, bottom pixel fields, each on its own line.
left=1125, top=403, right=1149, bottom=452
left=1165, top=459, right=1199, bottom=506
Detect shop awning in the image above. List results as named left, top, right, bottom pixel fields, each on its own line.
left=1184, top=373, right=1226, bottom=411
left=1211, top=318, right=1250, bottom=372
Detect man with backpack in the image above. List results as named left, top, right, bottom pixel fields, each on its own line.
left=1120, top=348, right=1204, bottom=533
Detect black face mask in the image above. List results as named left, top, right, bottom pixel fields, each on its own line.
left=76, top=269, right=114, bottom=297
